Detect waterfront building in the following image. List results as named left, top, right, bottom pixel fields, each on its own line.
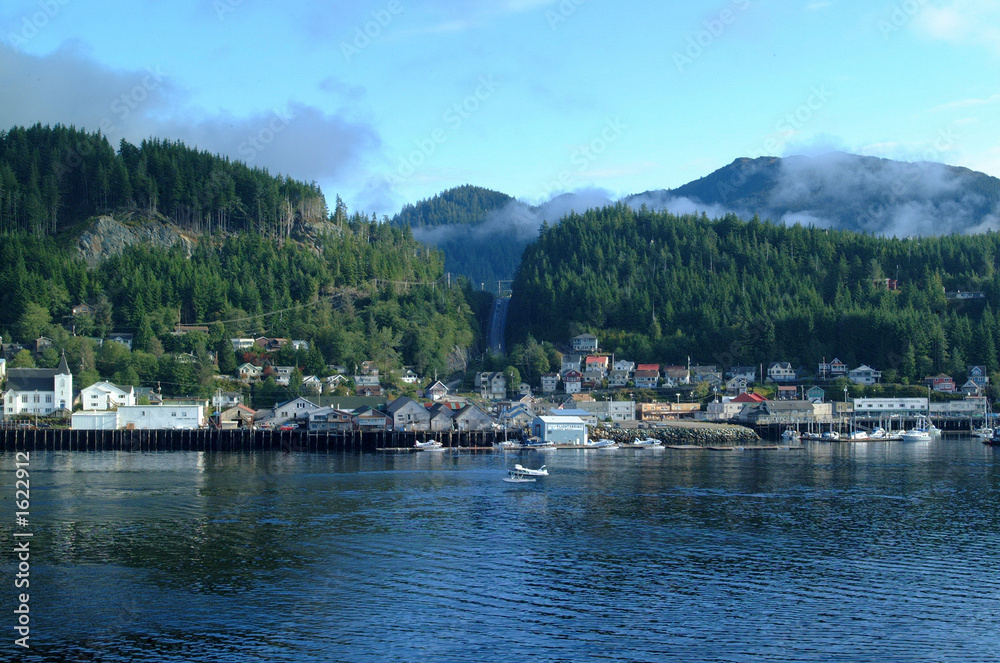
left=117, top=404, right=205, bottom=430
left=531, top=415, right=588, bottom=445
left=81, top=381, right=136, bottom=411
left=2, top=353, right=72, bottom=417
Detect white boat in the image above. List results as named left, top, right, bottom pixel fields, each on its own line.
left=821, top=431, right=840, bottom=441
left=781, top=429, right=801, bottom=443
left=900, top=428, right=932, bottom=442
left=971, top=427, right=993, bottom=442
left=414, top=439, right=444, bottom=450
left=513, top=464, right=548, bottom=477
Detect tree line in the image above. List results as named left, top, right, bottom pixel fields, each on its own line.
left=509, top=204, right=1000, bottom=386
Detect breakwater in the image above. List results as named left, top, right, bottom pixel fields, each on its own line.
left=0, top=428, right=499, bottom=453
left=592, top=422, right=760, bottom=447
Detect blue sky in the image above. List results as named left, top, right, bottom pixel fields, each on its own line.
left=1, top=0, right=998, bottom=216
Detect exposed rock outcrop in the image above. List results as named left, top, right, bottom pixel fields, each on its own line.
left=76, top=215, right=195, bottom=267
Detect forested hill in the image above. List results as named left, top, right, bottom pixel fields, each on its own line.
left=390, top=185, right=527, bottom=289
left=0, top=213, right=476, bottom=395
left=509, top=204, right=1000, bottom=384
left=0, top=124, right=327, bottom=237
left=391, top=184, right=513, bottom=228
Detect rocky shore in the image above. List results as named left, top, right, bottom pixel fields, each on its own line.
left=591, top=421, right=761, bottom=447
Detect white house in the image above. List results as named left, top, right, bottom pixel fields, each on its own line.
left=268, top=397, right=321, bottom=425
left=211, top=391, right=244, bottom=409
left=237, top=363, right=263, bottom=382
left=81, top=381, right=136, bottom=411
left=571, top=334, right=599, bottom=353
left=230, top=338, right=256, bottom=352
left=117, top=405, right=205, bottom=430
left=767, top=362, right=796, bottom=382
left=2, top=353, right=73, bottom=417
left=848, top=365, right=882, bottom=386
left=0, top=357, right=6, bottom=382
left=540, top=373, right=560, bottom=394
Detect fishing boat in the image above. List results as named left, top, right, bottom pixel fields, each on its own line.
left=414, top=439, right=444, bottom=451
left=512, top=463, right=548, bottom=477
left=900, top=428, right=932, bottom=442
left=983, top=431, right=1000, bottom=446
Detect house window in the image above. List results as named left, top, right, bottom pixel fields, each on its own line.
left=46, top=395, right=52, bottom=403
left=21, top=395, right=27, bottom=403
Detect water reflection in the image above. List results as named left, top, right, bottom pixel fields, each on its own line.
left=3, top=441, right=999, bottom=662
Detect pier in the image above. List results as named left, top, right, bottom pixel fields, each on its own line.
left=0, top=428, right=500, bottom=453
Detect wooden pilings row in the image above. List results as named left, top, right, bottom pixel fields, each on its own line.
left=0, top=428, right=499, bottom=453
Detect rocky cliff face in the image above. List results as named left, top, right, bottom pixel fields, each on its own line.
left=76, top=216, right=195, bottom=267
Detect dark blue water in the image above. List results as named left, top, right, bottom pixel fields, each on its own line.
left=3, top=441, right=1000, bottom=662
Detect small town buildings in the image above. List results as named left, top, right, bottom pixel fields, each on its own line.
left=301, top=376, right=323, bottom=394
left=454, top=403, right=493, bottom=431
left=540, top=373, right=560, bottom=394
left=777, top=385, right=799, bottom=401
left=806, top=386, right=826, bottom=402
left=425, top=380, right=449, bottom=401
left=704, top=397, right=748, bottom=421
left=852, top=398, right=927, bottom=416
left=924, top=374, right=956, bottom=393
left=740, top=401, right=815, bottom=425
left=581, top=370, right=605, bottom=390
left=767, top=362, right=796, bottom=382
left=217, top=404, right=256, bottom=429
left=562, top=369, right=583, bottom=394
left=268, top=397, right=321, bottom=426
left=398, top=368, right=420, bottom=384
left=107, top=332, right=134, bottom=350
left=273, top=366, right=295, bottom=386
left=561, top=354, right=584, bottom=375
left=307, top=407, right=354, bottom=433
left=71, top=411, right=119, bottom=430
left=231, top=338, right=256, bottom=352
left=585, top=356, right=609, bottom=374
left=238, top=363, right=263, bottom=382
left=211, top=391, right=243, bottom=409
left=578, top=400, right=635, bottom=423
left=571, top=334, right=599, bottom=353
left=71, top=303, right=96, bottom=317
left=531, top=415, right=588, bottom=445
left=960, top=380, right=983, bottom=397
left=690, top=365, right=721, bottom=383
left=476, top=372, right=507, bottom=400
left=663, top=365, right=690, bottom=386
left=608, top=370, right=630, bottom=388
left=727, top=366, right=757, bottom=382
left=117, top=405, right=205, bottom=430
left=34, top=336, right=54, bottom=355
left=725, top=376, right=748, bottom=396
left=386, top=396, right=431, bottom=431
left=613, top=359, right=636, bottom=373
left=634, top=365, right=660, bottom=389
left=2, top=353, right=73, bottom=417
left=636, top=402, right=700, bottom=421
left=817, top=358, right=848, bottom=380
left=549, top=407, right=599, bottom=425
left=968, top=365, right=989, bottom=389
left=427, top=403, right=455, bottom=432
left=353, top=406, right=391, bottom=431
left=848, top=365, right=882, bottom=386
left=81, top=381, right=136, bottom=411
left=290, top=340, right=310, bottom=352
left=499, top=404, right=535, bottom=428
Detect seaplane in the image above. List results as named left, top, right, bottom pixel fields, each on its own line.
left=414, top=439, right=444, bottom=451
left=503, top=464, right=547, bottom=483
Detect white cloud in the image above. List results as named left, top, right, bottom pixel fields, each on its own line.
left=913, top=0, right=1000, bottom=53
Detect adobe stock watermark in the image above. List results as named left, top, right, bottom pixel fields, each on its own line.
left=674, top=0, right=751, bottom=73
left=394, top=75, right=499, bottom=181
left=238, top=109, right=294, bottom=162
left=877, top=0, right=929, bottom=39
left=341, top=1, right=404, bottom=62
left=540, top=117, right=628, bottom=198
left=717, top=83, right=832, bottom=199
left=547, top=0, right=589, bottom=30
left=4, top=0, right=71, bottom=50
left=214, top=0, right=243, bottom=20
left=52, top=66, right=168, bottom=178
